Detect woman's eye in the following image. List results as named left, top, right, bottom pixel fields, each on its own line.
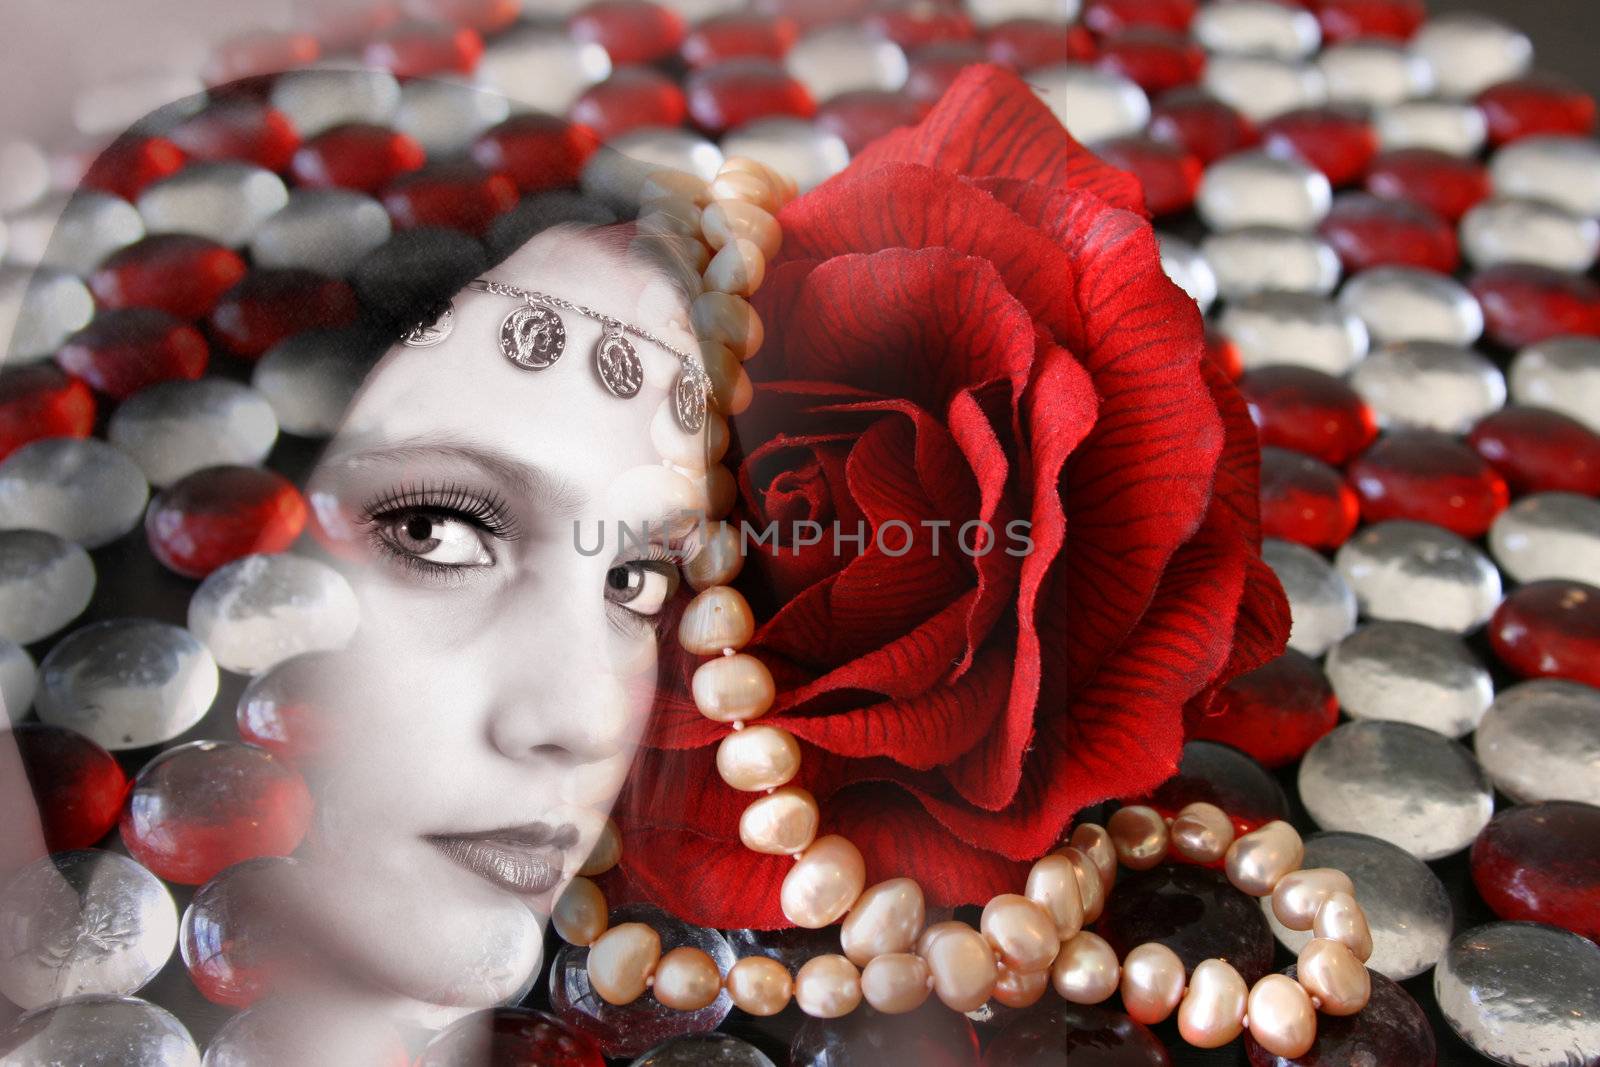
left=605, top=560, right=678, bottom=616
left=376, top=511, right=493, bottom=568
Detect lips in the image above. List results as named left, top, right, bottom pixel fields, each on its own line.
left=428, top=822, right=579, bottom=896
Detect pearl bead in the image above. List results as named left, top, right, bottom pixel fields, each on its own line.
left=1024, top=853, right=1084, bottom=940
left=700, top=340, right=744, bottom=413
left=638, top=198, right=704, bottom=240
left=726, top=955, right=792, bottom=1016
left=1170, top=802, right=1236, bottom=864
left=1120, top=942, right=1187, bottom=1025
left=640, top=170, right=712, bottom=208
left=552, top=876, right=607, bottom=946
left=1225, top=819, right=1305, bottom=896
left=1246, top=973, right=1318, bottom=1059
left=1109, top=805, right=1170, bottom=870
left=605, top=463, right=702, bottom=523
left=716, top=723, right=801, bottom=792
left=650, top=400, right=728, bottom=470
left=704, top=237, right=766, bottom=297
left=841, top=878, right=926, bottom=966
left=1068, top=823, right=1118, bottom=895
left=980, top=894, right=1060, bottom=974
left=1271, top=867, right=1356, bottom=931
left=679, top=586, right=756, bottom=655
left=691, top=653, right=775, bottom=722
left=702, top=199, right=782, bottom=259
left=586, top=922, right=661, bottom=1005
left=691, top=293, right=763, bottom=358
left=993, top=964, right=1051, bottom=1009
left=1177, top=958, right=1249, bottom=1048
left=918, top=921, right=998, bottom=1013
left=1297, top=936, right=1371, bottom=1015
left=705, top=463, right=737, bottom=519
left=685, top=520, right=744, bottom=590
left=739, top=786, right=820, bottom=855
left=652, top=946, right=723, bottom=1011
left=1050, top=931, right=1120, bottom=1005
left=579, top=818, right=621, bottom=876
left=794, top=953, right=862, bottom=1018
left=635, top=231, right=710, bottom=276
left=859, top=953, right=932, bottom=1014
left=720, top=156, right=796, bottom=204
left=1313, top=890, right=1373, bottom=961
left=709, top=169, right=780, bottom=213
left=781, top=835, right=866, bottom=929
left=1060, top=846, right=1107, bottom=923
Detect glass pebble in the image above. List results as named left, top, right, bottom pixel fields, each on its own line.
left=1156, top=233, right=1217, bottom=312
left=1475, top=679, right=1600, bottom=806
left=0, top=637, right=34, bottom=721
left=0, top=267, right=95, bottom=362
left=0, top=850, right=177, bottom=1010
left=786, top=24, right=908, bottom=101
left=1190, top=650, right=1339, bottom=769
left=0, top=364, right=95, bottom=462
left=180, top=857, right=305, bottom=1007
left=1096, top=135, right=1202, bottom=216
left=1510, top=335, right=1600, bottom=431
left=1434, top=923, right=1600, bottom=1067
left=722, top=925, right=844, bottom=974
left=1096, top=865, right=1275, bottom=983
left=0, top=437, right=148, bottom=549
left=1349, top=340, right=1505, bottom=433
left=1138, top=739, right=1291, bottom=832
left=252, top=329, right=379, bottom=439
left=1373, top=98, right=1488, bottom=156
left=136, top=162, right=290, bottom=248
left=580, top=128, right=724, bottom=210
left=394, top=76, right=511, bottom=157
left=234, top=651, right=339, bottom=762
left=206, top=268, right=361, bottom=360
left=199, top=994, right=412, bottom=1067
left=1198, top=150, right=1332, bottom=231
left=1245, top=968, right=1436, bottom=1067
left=0, top=529, right=94, bottom=644
left=0, top=994, right=200, bottom=1067
left=416, top=1006, right=605, bottom=1066
left=1219, top=292, right=1369, bottom=376
left=1490, top=133, right=1600, bottom=219
left=1202, top=55, right=1327, bottom=124
left=1238, top=365, right=1378, bottom=465
left=36, top=618, right=219, bottom=751
left=1148, top=88, right=1258, bottom=165
left=146, top=466, right=308, bottom=580
left=250, top=189, right=394, bottom=277
left=1471, top=802, right=1600, bottom=942
left=1471, top=263, right=1600, bottom=350
left=1263, top=830, right=1452, bottom=980
left=478, top=25, right=613, bottom=115
left=109, top=379, right=279, bottom=488
left=790, top=998, right=980, bottom=1066
left=291, top=123, right=427, bottom=195
left=964, top=0, right=1082, bottom=27
left=629, top=1033, right=776, bottom=1067
left=1259, top=448, right=1360, bottom=550
left=1262, top=537, right=1357, bottom=657
left=1490, top=492, right=1600, bottom=586
left=720, top=118, right=851, bottom=194
left=1029, top=64, right=1151, bottom=145
left=187, top=553, right=360, bottom=675
left=1489, top=579, right=1600, bottom=689
left=1472, top=406, right=1600, bottom=501
left=87, top=234, right=247, bottom=321
left=1367, top=146, right=1491, bottom=223
left=268, top=68, right=402, bottom=138
left=1461, top=196, right=1600, bottom=273
left=1409, top=13, right=1533, bottom=99
left=1479, top=73, right=1598, bottom=147
left=1192, top=0, right=1319, bottom=60
left=55, top=307, right=209, bottom=402
left=1260, top=106, right=1378, bottom=189
left=573, top=67, right=692, bottom=143
left=1319, top=190, right=1460, bottom=274
left=10, top=723, right=127, bottom=851
left=5, top=191, right=145, bottom=275
left=685, top=59, right=818, bottom=136
left=1200, top=227, right=1340, bottom=300
left=1334, top=519, right=1501, bottom=632
left=1316, top=39, right=1433, bottom=109
left=1339, top=265, right=1483, bottom=347
left=1326, top=620, right=1493, bottom=737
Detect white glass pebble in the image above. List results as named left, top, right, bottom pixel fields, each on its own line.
left=394, top=76, right=511, bottom=158
left=252, top=329, right=376, bottom=439
left=1490, top=134, right=1600, bottom=218
left=1316, top=40, right=1434, bottom=110
left=0, top=638, right=34, bottom=722
left=0, top=437, right=148, bottom=549
left=1409, top=13, right=1533, bottom=100
left=1157, top=233, right=1217, bottom=313
left=1298, top=720, right=1493, bottom=860
left=250, top=189, right=393, bottom=277
left=0, top=994, right=200, bottom=1066
left=0, top=267, right=95, bottom=362
left=1373, top=99, right=1488, bottom=157
left=1263, top=831, right=1452, bottom=981
left=1029, top=64, right=1151, bottom=146
left=581, top=127, right=724, bottom=211
left=1434, top=923, right=1600, bottom=1067
left=720, top=119, right=851, bottom=195
left=0, top=530, right=94, bottom=645
left=1218, top=292, right=1369, bottom=376
left=1489, top=492, right=1600, bottom=587
left=1461, top=197, right=1600, bottom=273
left=1192, top=1, right=1320, bottom=60
left=0, top=850, right=178, bottom=1010
left=786, top=25, right=908, bottom=102
left=1197, top=151, right=1332, bottom=232
left=1474, top=679, right=1600, bottom=806
left=1334, top=519, right=1502, bottom=633
left=1262, top=538, right=1357, bottom=658
left=0, top=138, right=50, bottom=214
left=188, top=553, right=361, bottom=675
left=1201, top=55, right=1327, bottom=124
left=478, top=26, right=612, bottom=116
left=136, top=161, right=289, bottom=248
left=1201, top=227, right=1340, bottom=300
left=4, top=191, right=145, bottom=275
left=1509, top=335, right=1600, bottom=432
left=1348, top=341, right=1505, bottom=433
left=37, top=618, right=219, bottom=751
left=109, top=379, right=280, bottom=488
left=1326, top=620, right=1493, bottom=738
left=963, top=0, right=1081, bottom=26
left=1337, top=266, right=1483, bottom=347
left=268, top=67, right=402, bottom=138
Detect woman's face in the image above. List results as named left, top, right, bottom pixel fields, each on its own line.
left=287, top=227, right=703, bottom=1018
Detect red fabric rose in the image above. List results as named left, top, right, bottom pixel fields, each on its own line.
left=608, top=65, right=1289, bottom=929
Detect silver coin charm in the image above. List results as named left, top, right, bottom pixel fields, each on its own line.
left=500, top=302, right=566, bottom=370
left=674, top=368, right=708, bottom=435
left=596, top=323, right=644, bottom=399
left=401, top=300, right=454, bottom=349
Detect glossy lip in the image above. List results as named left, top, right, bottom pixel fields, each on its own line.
left=427, top=821, right=580, bottom=896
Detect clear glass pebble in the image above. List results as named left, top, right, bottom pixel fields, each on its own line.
left=1192, top=0, right=1320, bottom=60
left=629, top=1033, right=777, bottom=1067
left=720, top=118, right=851, bottom=194
left=1263, top=830, right=1453, bottom=981
left=1489, top=492, right=1600, bottom=587
left=1202, top=55, right=1327, bottom=124
left=0, top=266, right=95, bottom=362
left=268, top=68, right=402, bottom=138
left=136, top=161, right=290, bottom=248
left=1434, top=922, right=1600, bottom=1067
left=1490, top=134, right=1600, bottom=219
left=478, top=25, right=612, bottom=116
left=0, top=637, right=35, bottom=722
left=0, top=850, right=178, bottom=1010
left=37, top=618, right=220, bottom=751
left=1298, top=720, right=1493, bottom=860
left=1349, top=340, right=1505, bottom=433
left=1201, top=226, right=1341, bottom=299
left=1158, top=233, right=1218, bottom=313
left=1410, top=13, right=1533, bottom=100
left=1338, top=265, right=1484, bottom=347
left=0, top=437, right=148, bottom=549
left=1326, top=620, right=1493, bottom=737
left=1474, top=678, right=1600, bottom=806
left=1218, top=292, right=1370, bottom=375
left=1316, top=40, right=1435, bottom=110
left=581, top=127, right=724, bottom=211
left=1029, top=64, right=1151, bottom=145
left=187, top=553, right=361, bottom=675
left=1461, top=197, right=1600, bottom=273
left=249, top=189, right=393, bottom=277
left=394, top=76, right=511, bottom=158
left=0, top=138, right=50, bottom=214
left=0, top=530, right=94, bottom=645
left=1197, top=150, right=1332, bottom=231
left=1262, top=538, right=1357, bottom=657
left=1374, top=99, right=1489, bottom=156
left=108, top=379, right=280, bottom=488
left=786, top=25, right=909, bottom=102
left=252, top=328, right=378, bottom=439
left=0, top=994, right=200, bottom=1066
left=1509, top=335, right=1600, bottom=432
left=963, top=0, right=1081, bottom=27
left=5, top=191, right=145, bottom=275
left=1334, top=519, right=1503, bottom=633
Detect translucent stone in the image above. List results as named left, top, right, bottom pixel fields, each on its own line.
left=1490, top=579, right=1600, bottom=689
left=1219, top=292, right=1369, bottom=375
left=136, top=162, right=290, bottom=248
left=1471, top=802, right=1600, bottom=942
left=1263, top=831, right=1452, bottom=981
left=722, top=925, right=844, bottom=975
left=789, top=998, right=979, bottom=1066
left=0, top=138, right=50, bottom=213
left=394, top=76, right=511, bottom=157
left=5, top=191, right=145, bottom=275
left=1140, top=739, right=1291, bottom=830
left=1315, top=40, right=1433, bottom=110
left=1434, top=923, right=1600, bottom=1066
left=1191, top=649, right=1338, bottom=769
left=719, top=118, right=851, bottom=194
left=252, top=329, right=378, bottom=439
left=1325, top=620, right=1493, bottom=737
left=629, top=1033, right=776, bottom=1066
left=1337, top=265, right=1483, bottom=346
left=1510, top=335, right=1600, bottom=432
left=1462, top=197, right=1600, bottom=273
left=580, top=128, right=724, bottom=211
left=1490, top=134, right=1600, bottom=219
left=1201, top=227, right=1340, bottom=300
left=198, top=995, right=412, bottom=1067
left=1198, top=151, right=1331, bottom=232
left=1095, top=865, right=1275, bottom=984
left=108, top=379, right=279, bottom=488
left=478, top=25, right=612, bottom=115
left=1348, top=340, right=1504, bottom=433
left=0, top=437, right=148, bottom=549
left=1157, top=233, right=1217, bottom=312
left=0, top=994, right=200, bottom=1066
left=1192, top=1, right=1319, bottom=60
left=180, top=857, right=305, bottom=1007
left=249, top=189, right=393, bottom=277
left=1373, top=99, right=1488, bottom=156
left=1410, top=13, right=1533, bottom=99
left=1490, top=492, right=1600, bottom=586
left=1475, top=679, right=1600, bottom=806
left=964, top=0, right=1082, bottom=27
left=0, top=638, right=34, bottom=721
left=1261, top=538, right=1357, bottom=657
left=1245, top=968, right=1436, bottom=1067
left=1349, top=428, right=1508, bottom=535
left=188, top=553, right=360, bottom=675
left=0, top=530, right=94, bottom=644
left=786, top=25, right=908, bottom=101
left=10, top=724, right=127, bottom=852
left=1335, top=519, right=1502, bottom=633
left=416, top=1006, right=605, bottom=1066
left=1202, top=55, right=1326, bottom=124
left=0, top=850, right=177, bottom=1010
left=1320, top=191, right=1459, bottom=275
left=0, top=267, right=95, bottom=361
left=268, top=68, right=402, bottom=138
left=1029, top=64, right=1151, bottom=145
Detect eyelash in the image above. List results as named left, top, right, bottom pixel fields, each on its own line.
left=358, top=482, right=519, bottom=582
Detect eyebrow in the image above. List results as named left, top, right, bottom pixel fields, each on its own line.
left=319, top=432, right=590, bottom=516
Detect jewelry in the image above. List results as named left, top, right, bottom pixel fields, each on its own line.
left=400, top=300, right=456, bottom=348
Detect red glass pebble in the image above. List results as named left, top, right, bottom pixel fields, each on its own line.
left=55, top=309, right=209, bottom=400
left=291, top=123, right=426, bottom=193
left=1205, top=329, right=1244, bottom=381
left=1490, top=580, right=1600, bottom=689
left=208, top=270, right=361, bottom=360
left=750, top=0, right=879, bottom=32
left=236, top=653, right=340, bottom=763
left=167, top=99, right=301, bottom=173
left=1149, top=89, right=1258, bottom=165
left=1246, top=969, right=1435, bottom=1066
left=1188, top=650, right=1339, bottom=769
left=1261, top=446, right=1363, bottom=549
left=417, top=1007, right=605, bottom=1067
left=867, top=7, right=974, bottom=50
left=79, top=134, right=188, bottom=201
left=362, top=20, right=484, bottom=77
left=1310, top=0, right=1424, bottom=43
left=1096, top=29, right=1206, bottom=97
left=472, top=114, right=600, bottom=195
left=685, top=59, right=817, bottom=135
left=1262, top=107, right=1378, bottom=188
left=1318, top=192, right=1458, bottom=274
left=1238, top=365, right=1378, bottom=466
left=1138, top=740, right=1291, bottom=837
left=1096, top=135, right=1202, bottom=216
left=181, top=858, right=308, bottom=1007
left=1095, top=865, right=1276, bottom=983
left=983, top=19, right=1097, bottom=71
left=1365, top=148, right=1490, bottom=223
left=1470, top=264, right=1600, bottom=350
left=0, top=365, right=95, bottom=461
left=682, top=13, right=799, bottom=68
left=121, top=740, right=314, bottom=886
left=1084, top=0, right=1198, bottom=35
left=569, top=67, right=688, bottom=142
left=816, top=91, right=931, bottom=156
left=983, top=1003, right=1170, bottom=1066
left=146, top=466, right=309, bottom=579
left=569, top=0, right=686, bottom=66
left=1348, top=430, right=1509, bottom=538
left=906, top=41, right=989, bottom=103
left=381, top=162, right=519, bottom=238
left=90, top=234, right=248, bottom=320
left=1471, top=801, right=1600, bottom=942
left=403, top=0, right=521, bottom=33
left=203, top=31, right=321, bottom=85
left=1478, top=74, right=1597, bottom=147
left=12, top=723, right=128, bottom=854
left=1468, top=406, right=1600, bottom=497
